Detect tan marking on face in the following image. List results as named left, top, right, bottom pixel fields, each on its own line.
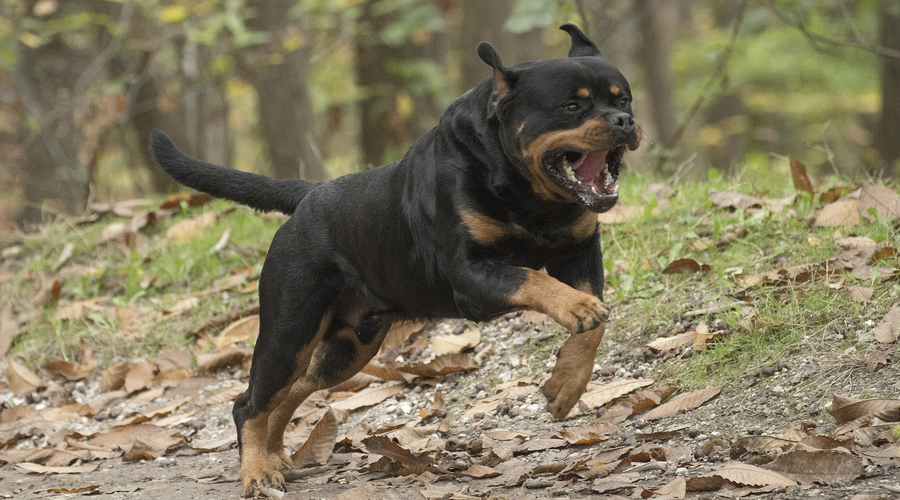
left=517, top=121, right=526, bottom=134
left=521, top=118, right=617, bottom=201
left=577, top=87, right=591, bottom=98
left=610, top=85, right=620, bottom=96
left=629, top=120, right=642, bottom=150
left=459, top=209, right=527, bottom=245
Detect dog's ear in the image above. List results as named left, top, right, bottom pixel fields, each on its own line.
left=560, top=23, right=602, bottom=57
left=477, top=42, right=517, bottom=112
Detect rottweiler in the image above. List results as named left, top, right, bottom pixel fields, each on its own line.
left=149, top=24, right=639, bottom=497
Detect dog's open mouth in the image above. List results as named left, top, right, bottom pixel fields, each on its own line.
left=542, top=145, right=626, bottom=212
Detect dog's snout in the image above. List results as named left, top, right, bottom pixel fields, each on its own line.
left=607, top=112, right=634, bottom=133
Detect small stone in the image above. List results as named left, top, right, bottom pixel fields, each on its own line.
left=771, top=385, right=785, bottom=394
left=801, top=420, right=817, bottom=431
left=496, top=403, right=510, bottom=415
left=473, top=412, right=485, bottom=420
left=743, top=378, right=757, bottom=388
left=776, top=360, right=788, bottom=371
left=516, top=394, right=527, bottom=402
left=511, top=322, right=523, bottom=332
left=394, top=394, right=406, bottom=401
left=186, top=417, right=206, bottom=430
left=155, top=457, right=175, bottom=467
left=681, top=350, right=693, bottom=359
left=504, top=312, right=519, bottom=320
left=383, top=404, right=398, bottom=414
left=675, top=467, right=688, bottom=475
left=706, top=363, right=716, bottom=373
left=745, top=370, right=760, bottom=378
left=475, top=383, right=485, bottom=392
left=469, top=393, right=479, bottom=399
left=632, top=368, right=644, bottom=378
left=693, top=449, right=705, bottom=460
left=453, top=323, right=466, bottom=335
left=467, top=438, right=483, bottom=455
left=446, top=439, right=466, bottom=452
left=436, top=409, right=447, bottom=419
left=599, top=368, right=613, bottom=377
left=509, top=408, right=521, bottom=418
left=473, top=346, right=483, bottom=354
left=806, top=404, right=820, bottom=415
left=688, top=429, right=699, bottom=439
left=761, top=366, right=775, bottom=377
left=397, top=402, right=412, bottom=414
left=596, top=407, right=606, bottom=418
left=481, top=421, right=492, bottom=430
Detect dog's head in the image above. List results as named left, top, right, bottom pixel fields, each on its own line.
left=478, top=24, right=641, bottom=213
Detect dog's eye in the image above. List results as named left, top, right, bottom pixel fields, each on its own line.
left=564, top=103, right=580, bottom=112
left=618, top=98, right=630, bottom=109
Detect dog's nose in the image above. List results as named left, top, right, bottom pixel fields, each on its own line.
left=607, top=112, right=634, bottom=133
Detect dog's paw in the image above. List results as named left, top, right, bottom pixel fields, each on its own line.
left=553, top=295, right=608, bottom=334
left=542, top=361, right=593, bottom=420
left=240, top=462, right=285, bottom=497
left=269, top=449, right=293, bottom=471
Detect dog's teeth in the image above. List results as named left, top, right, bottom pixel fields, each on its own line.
left=591, top=186, right=598, bottom=195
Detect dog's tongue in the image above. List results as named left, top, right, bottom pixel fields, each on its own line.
left=574, top=150, right=608, bottom=187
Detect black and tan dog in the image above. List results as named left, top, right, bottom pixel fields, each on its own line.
left=150, top=24, right=639, bottom=496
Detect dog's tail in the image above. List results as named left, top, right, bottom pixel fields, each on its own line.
left=149, top=129, right=318, bottom=215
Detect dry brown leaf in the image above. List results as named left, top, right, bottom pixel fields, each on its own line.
left=485, top=429, right=533, bottom=441
left=163, top=296, right=200, bottom=317
left=835, top=236, right=877, bottom=250
left=462, top=386, right=535, bottom=419
left=398, top=353, right=478, bottom=377
left=848, top=286, right=874, bottom=303
left=90, top=424, right=182, bottom=451
left=155, top=348, right=192, bottom=372
left=596, top=204, right=644, bottom=223
left=647, top=475, right=686, bottom=499
left=431, top=329, right=480, bottom=355
left=815, top=200, right=860, bottom=228
left=0, top=304, right=21, bottom=358
left=7, top=361, right=42, bottom=396
left=708, top=189, right=794, bottom=212
left=643, top=332, right=694, bottom=351
left=826, top=394, right=900, bottom=424
left=555, top=421, right=616, bottom=444
left=699, top=462, right=796, bottom=489
left=511, top=438, right=567, bottom=454
left=100, top=362, right=129, bottom=392
left=330, top=382, right=404, bottom=411
left=196, top=347, right=253, bottom=373
left=16, top=463, right=99, bottom=474
left=459, top=464, right=501, bottom=478
left=766, top=449, right=864, bottom=485
left=165, top=211, right=217, bottom=243
left=199, top=382, right=247, bottom=407
left=789, top=158, right=815, bottom=194
left=160, top=192, right=211, bottom=209
left=866, top=349, right=892, bottom=373
left=42, top=360, right=81, bottom=381
left=579, top=379, right=654, bottom=408
left=210, top=316, right=260, bottom=350
left=859, top=184, right=900, bottom=221
left=124, top=360, right=157, bottom=394
left=873, top=305, right=900, bottom=343
left=292, top=410, right=338, bottom=466
left=380, top=321, right=427, bottom=353
left=361, top=435, right=433, bottom=473
left=644, top=386, right=722, bottom=420
left=360, top=363, right=416, bottom=382
left=662, top=258, right=712, bottom=275
left=54, top=297, right=105, bottom=321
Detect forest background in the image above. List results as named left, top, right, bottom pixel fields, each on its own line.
left=0, top=0, right=898, bottom=238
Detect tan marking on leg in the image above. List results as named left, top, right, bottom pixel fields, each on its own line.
left=509, top=269, right=608, bottom=334
left=543, top=323, right=606, bottom=419
left=459, top=209, right=527, bottom=245
left=240, top=412, right=284, bottom=496
left=266, top=379, right=318, bottom=471
left=610, top=85, right=620, bottom=96
left=577, top=87, right=591, bottom=98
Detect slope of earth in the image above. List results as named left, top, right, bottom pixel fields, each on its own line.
left=0, top=170, right=897, bottom=499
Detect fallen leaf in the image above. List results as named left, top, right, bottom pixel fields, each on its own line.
left=511, top=438, right=567, bottom=454
left=163, top=296, right=200, bottom=317
left=848, top=286, right=874, bottom=303
left=196, top=347, right=253, bottom=373
left=431, top=329, right=480, bottom=355
left=90, top=424, right=182, bottom=451
left=361, top=435, right=433, bottom=474
left=7, top=361, right=42, bottom=396
left=155, top=348, right=192, bottom=372
left=459, top=464, right=501, bottom=478
left=826, top=395, right=900, bottom=424
left=485, top=429, right=533, bottom=441
left=165, top=211, right=217, bottom=243
left=124, top=360, right=157, bottom=394
left=709, top=189, right=794, bottom=212
left=398, top=353, right=478, bottom=377
left=16, top=463, right=98, bottom=474
left=161, top=192, right=212, bottom=209
left=866, top=349, right=892, bottom=373
left=687, top=462, right=796, bottom=491
left=330, top=382, right=404, bottom=411
left=644, top=386, right=722, bottom=420
left=643, top=332, right=694, bottom=351
left=0, top=304, right=21, bottom=358
left=662, top=258, right=712, bottom=275
left=100, top=362, right=129, bottom=392
left=596, top=204, right=644, bottom=223
left=859, top=184, right=900, bottom=221
left=873, top=305, right=900, bottom=343
left=199, top=382, right=247, bottom=407
left=380, top=321, right=427, bottom=353
left=646, top=475, right=686, bottom=499
left=291, top=410, right=338, bottom=466
left=766, top=449, right=865, bottom=485
left=213, top=315, right=260, bottom=349
left=815, top=200, right=860, bottom=227
left=789, top=158, right=815, bottom=194
left=555, top=421, right=615, bottom=444
left=580, top=379, right=654, bottom=408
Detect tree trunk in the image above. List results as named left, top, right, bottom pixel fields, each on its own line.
left=15, top=2, right=94, bottom=224
left=241, top=0, right=325, bottom=181
left=459, top=0, right=545, bottom=93
left=635, top=0, right=678, bottom=161
left=874, top=1, right=900, bottom=179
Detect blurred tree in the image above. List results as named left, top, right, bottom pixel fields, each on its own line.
left=240, top=0, right=325, bottom=181
left=874, top=0, right=900, bottom=179
left=13, top=0, right=100, bottom=223
left=458, top=0, right=544, bottom=92
left=635, top=0, right=678, bottom=168
left=355, top=0, right=447, bottom=167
